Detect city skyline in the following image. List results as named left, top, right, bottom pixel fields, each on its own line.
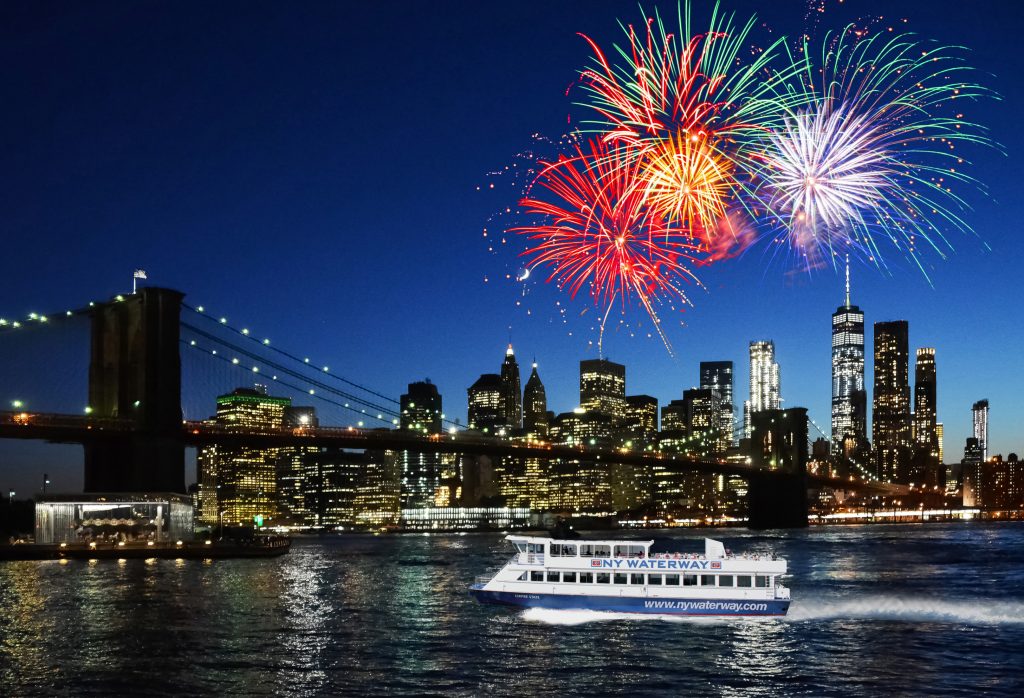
left=1, top=0, right=1022, bottom=496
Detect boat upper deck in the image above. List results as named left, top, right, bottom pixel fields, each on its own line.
left=503, top=535, right=786, bottom=574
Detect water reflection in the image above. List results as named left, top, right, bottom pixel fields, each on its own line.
left=0, top=523, right=1021, bottom=696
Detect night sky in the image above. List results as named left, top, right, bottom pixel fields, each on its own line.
left=1, top=1, right=1022, bottom=496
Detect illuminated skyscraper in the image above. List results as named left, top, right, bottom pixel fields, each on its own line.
left=936, top=423, right=945, bottom=464
left=972, top=399, right=989, bottom=462
left=913, top=349, right=938, bottom=458
left=399, top=381, right=443, bottom=509
left=744, top=341, right=780, bottom=438
left=700, top=361, right=735, bottom=449
left=624, top=395, right=658, bottom=447
left=873, top=321, right=912, bottom=482
left=467, top=374, right=505, bottom=435
left=830, top=259, right=867, bottom=457
left=500, top=345, right=523, bottom=430
left=683, top=388, right=722, bottom=456
left=580, top=358, right=627, bottom=422
left=205, top=386, right=289, bottom=526
left=279, top=405, right=317, bottom=525
left=522, top=362, right=548, bottom=437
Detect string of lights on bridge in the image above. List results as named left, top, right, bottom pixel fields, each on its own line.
left=179, top=304, right=466, bottom=431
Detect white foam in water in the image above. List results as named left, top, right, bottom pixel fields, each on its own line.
left=787, top=596, right=1024, bottom=624
left=521, top=597, right=1024, bottom=626
left=520, top=607, right=769, bottom=626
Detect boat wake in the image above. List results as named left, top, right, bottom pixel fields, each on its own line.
left=521, top=596, right=1024, bottom=626
left=787, top=596, right=1024, bottom=625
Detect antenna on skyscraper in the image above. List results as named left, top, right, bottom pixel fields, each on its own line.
left=844, top=254, right=851, bottom=307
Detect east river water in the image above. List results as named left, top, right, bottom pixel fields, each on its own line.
left=2, top=522, right=1023, bottom=696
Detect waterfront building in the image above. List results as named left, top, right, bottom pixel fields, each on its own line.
left=830, top=260, right=867, bottom=458
left=467, top=374, right=505, bottom=435
left=961, top=437, right=984, bottom=507
left=353, top=441, right=401, bottom=527
left=304, top=448, right=364, bottom=527
left=520, top=362, right=552, bottom=509
left=500, top=345, right=523, bottom=430
left=398, top=506, right=531, bottom=531
left=745, top=341, right=780, bottom=438
left=201, top=386, right=289, bottom=526
left=580, top=358, right=627, bottom=423
left=973, top=399, right=989, bottom=462
left=700, top=361, right=735, bottom=450
left=399, top=381, right=443, bottom=509
left=937, top=423, right=945, bottom=465
left=279, top=405, right=318, bottom=526
left=872, top=321, right=911, bottom=483
left=981, top=454, right=1024, bottom=511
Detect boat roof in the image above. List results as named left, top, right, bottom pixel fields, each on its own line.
left=506, top=534, right=655, bottom=546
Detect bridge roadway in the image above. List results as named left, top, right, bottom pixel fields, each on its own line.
left=0, top=411, right=900, bottom=494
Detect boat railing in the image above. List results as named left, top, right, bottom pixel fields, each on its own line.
left=515, top=552, right=545, bottom=565
left=475, top=574, right=493, bottom=585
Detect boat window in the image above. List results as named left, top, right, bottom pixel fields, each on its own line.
left=754, top=575, right=770, bottom=588
left=517, top=572, right=527, bottom=581
left=551, top=543, right=577, bottom=556
left=562, top=572, right=577, bottom=583
left=719, top=575, right=734, bottom=587
left=578, top=572, right=593, bottom=584
left=547, top=571, right=559, bottom=582
left=664, top=574, right=680, bottom=586
left=700, top=574, right=716, bottom=586
left=737, top=576, right=753, bottom=588
left=596, top=573, right=611, bottom=584
left=527, top=543, right=544, bottom=554
left=648, top=574, right=663, bottom=585
left=614, top=544, right=646, bottom=558
left=514, top=542, right=527, bottom=553
left=530, top=571, right=544, bottom=582
left=613, top=573, right=628, bottom=585
left=630, top=573, right=644, bottom=585
left=592, top=545, right=610, bottom=558
left=683, top=574, right=698, bottom=586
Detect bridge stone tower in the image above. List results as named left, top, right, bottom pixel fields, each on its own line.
left=746, top=407, right=809, bottom=529
left=84, top=287, right=185, bottom=493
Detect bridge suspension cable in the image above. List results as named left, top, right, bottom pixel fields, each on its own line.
left=183, top=303, right=399, bottom=405
left=181, top=322, right=403, bottom=423
left=806, top=414, right=877, bottom=482
left=182, top=302, right=466, bottom=431
left=181, top=337, right=399, bottom=427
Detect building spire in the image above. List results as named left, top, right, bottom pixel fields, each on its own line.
left=844, top=254, right=851, bottom=307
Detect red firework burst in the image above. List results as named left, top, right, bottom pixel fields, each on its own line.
left=513, top=139, right=706, bottom=351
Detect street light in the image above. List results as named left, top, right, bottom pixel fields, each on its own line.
left=42, top=473, right=50, bottom=494
left=218, top=509, right=228, bottom=541
left=7, top=490, right=14, bottom=503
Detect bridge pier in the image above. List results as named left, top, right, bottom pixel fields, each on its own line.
left=84, top=287, right=185, bottom=493
left=746, top=471, right=809, bottom=529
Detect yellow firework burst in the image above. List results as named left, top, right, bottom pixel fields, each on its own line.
left=641, top=132, right=733, bottom=238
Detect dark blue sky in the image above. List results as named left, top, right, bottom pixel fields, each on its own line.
left=1, top=1, right=1021, bottom=495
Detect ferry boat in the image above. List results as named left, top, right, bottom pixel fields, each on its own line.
left=470, top=535, right=790, bottom=617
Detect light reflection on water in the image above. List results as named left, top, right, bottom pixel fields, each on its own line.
left=0, top=522, right=1022, bottom=696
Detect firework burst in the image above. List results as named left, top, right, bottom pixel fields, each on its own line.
left=514, top=139, right=705, bottom=353
left=752, top=26, right=997, bottom=274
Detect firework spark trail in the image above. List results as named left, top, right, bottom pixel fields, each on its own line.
left=751, top=25, right=997, bottom=276
left=514, top=139, right=705, bottom=354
